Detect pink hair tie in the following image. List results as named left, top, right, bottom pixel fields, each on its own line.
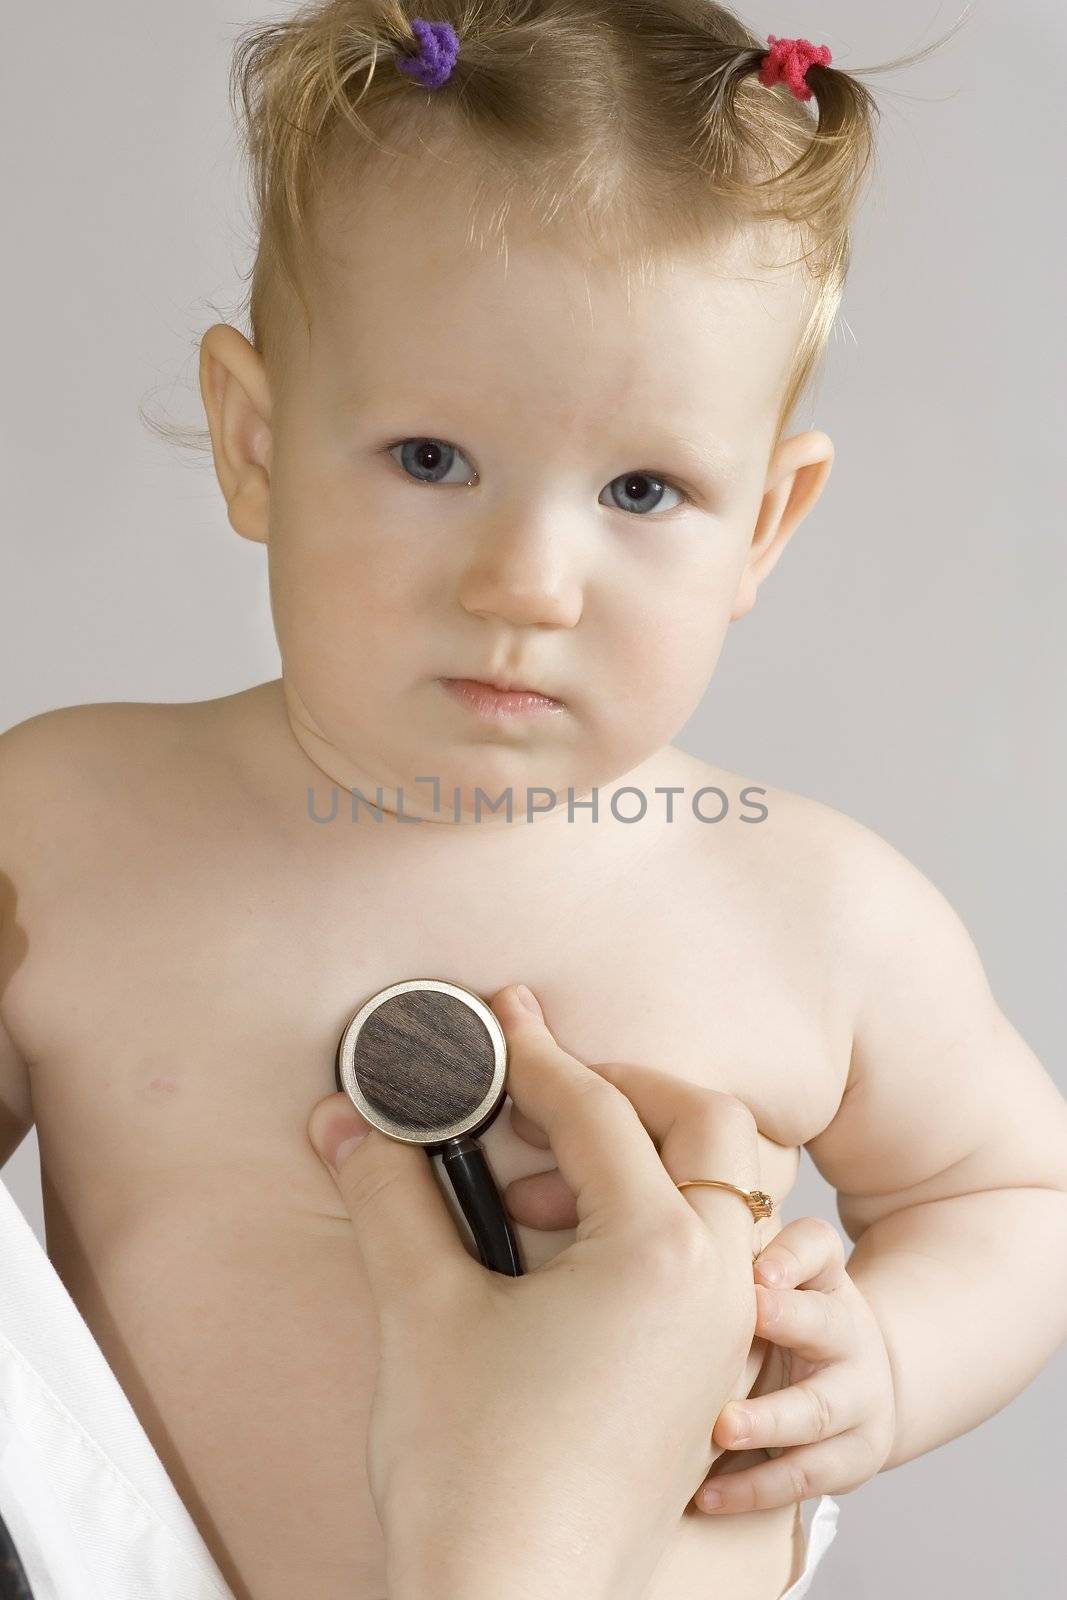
left=758, top=33, right=833, bottom=101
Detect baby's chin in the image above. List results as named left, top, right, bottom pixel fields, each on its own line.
left=282, top=672, right=664, bottom=825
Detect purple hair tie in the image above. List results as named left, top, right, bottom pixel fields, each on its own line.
left=394, top=17, right=460, bottom=89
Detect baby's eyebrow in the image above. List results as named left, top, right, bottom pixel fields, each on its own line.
left=650, top=428, right=740, bottom=482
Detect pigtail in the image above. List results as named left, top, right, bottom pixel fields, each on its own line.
left=775, top=58, right=879, bottom=248
left=683, top=42, right=879, bottom=243
left=141, top=0, right=974, bottom=457
left=690, top=8, right=971, bottom=238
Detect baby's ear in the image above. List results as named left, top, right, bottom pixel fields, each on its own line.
left=199, top=323, right=273, bottom=545
left=730, top=429, right=834, bottom=622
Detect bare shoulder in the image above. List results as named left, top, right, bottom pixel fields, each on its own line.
left=1, top=696, right=187, bottom=768
left=739, top=769, right=994, bottom=1014
left=1, top=698, right=203, bottom=814
left=668, top=743, right=895, bottom=880
left=0, top=691, right=266, bottom=871
left=668, top=746, right=971, bottom=1015
left=1, top=684, right=282, bottom=791
left=0, top=702, right=134, bottom=838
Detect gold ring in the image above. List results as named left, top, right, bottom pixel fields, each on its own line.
left=675, top=1180, right=775, bottom=1263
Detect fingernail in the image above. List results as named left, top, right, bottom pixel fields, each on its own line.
left=757, top=1260, right=783, bottom=1283
left=702, top=1488, right=724, bottom=1509
left=320, top=1112, right=371, bottom=1172
left=515, top=984, right=542, bottom=1018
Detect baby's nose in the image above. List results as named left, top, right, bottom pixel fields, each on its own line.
left=456, top=526, right=583, bottom=630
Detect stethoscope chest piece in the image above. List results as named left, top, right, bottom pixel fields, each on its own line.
left=335, top=978, right=507, bottom=1148
left=335, top=978, right=523, bottom=1275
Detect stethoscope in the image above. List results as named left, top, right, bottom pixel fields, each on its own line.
left=0, top=978, right=524, bottom=1600
left=334, top=977, right=525, bottom=1277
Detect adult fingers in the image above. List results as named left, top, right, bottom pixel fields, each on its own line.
left=491, top=987, right=682, bottom=1239
left=306, top=1091, right=474, bottom=1313
left=505, top=1165, right=578, bottom=1230
left=498, top=990, right=763, bottom=1254
left=510, top=1103, right=551, bottom=1149
left=507, top=1084, right=763, bottom=1241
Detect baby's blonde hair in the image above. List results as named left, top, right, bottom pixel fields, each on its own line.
left=149, top=0, right=966, bottom=453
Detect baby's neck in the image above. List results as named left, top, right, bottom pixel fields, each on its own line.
left=269, top=674, right=675, bottom=840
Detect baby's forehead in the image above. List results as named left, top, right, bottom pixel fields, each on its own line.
left=299, top=161, right=807, bottom=447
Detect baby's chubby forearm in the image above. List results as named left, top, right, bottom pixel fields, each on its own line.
left=846, top=1185, right=1067, bottom=1471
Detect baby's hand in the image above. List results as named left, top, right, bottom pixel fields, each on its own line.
left=696, top=1217, right=896, bottom=1515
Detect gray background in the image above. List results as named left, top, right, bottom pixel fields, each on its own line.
left=2, top=1, right=1064, bottom=1593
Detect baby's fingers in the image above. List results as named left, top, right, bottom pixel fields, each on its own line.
left=750, top=1281, right=855, bottom=1363
left=754, top=1216, right=846, bottom=1292
left=713, top=1372, right=858, bottom=1453
left=697, top=1434, right=869, bottom=1515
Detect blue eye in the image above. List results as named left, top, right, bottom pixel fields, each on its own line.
left=386, top=437, right=688, bottom=515
left=388, top=438, right=477, bottom=486
left=599, top=472, right=686, bottom=516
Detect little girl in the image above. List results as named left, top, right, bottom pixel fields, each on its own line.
left=5, top=5, right=1066, bottom=1600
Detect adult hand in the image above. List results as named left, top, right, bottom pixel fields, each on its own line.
left=306, top=983, right=762, bottom=1600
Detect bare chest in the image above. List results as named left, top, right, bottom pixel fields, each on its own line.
left=21, top=812, right=848, bottom=1600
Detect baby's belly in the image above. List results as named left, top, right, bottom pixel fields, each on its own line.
left=45, top=1133, right=799, bottom=1600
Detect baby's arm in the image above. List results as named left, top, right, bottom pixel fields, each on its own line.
left=805, top=818, right=1067, bottom=1471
